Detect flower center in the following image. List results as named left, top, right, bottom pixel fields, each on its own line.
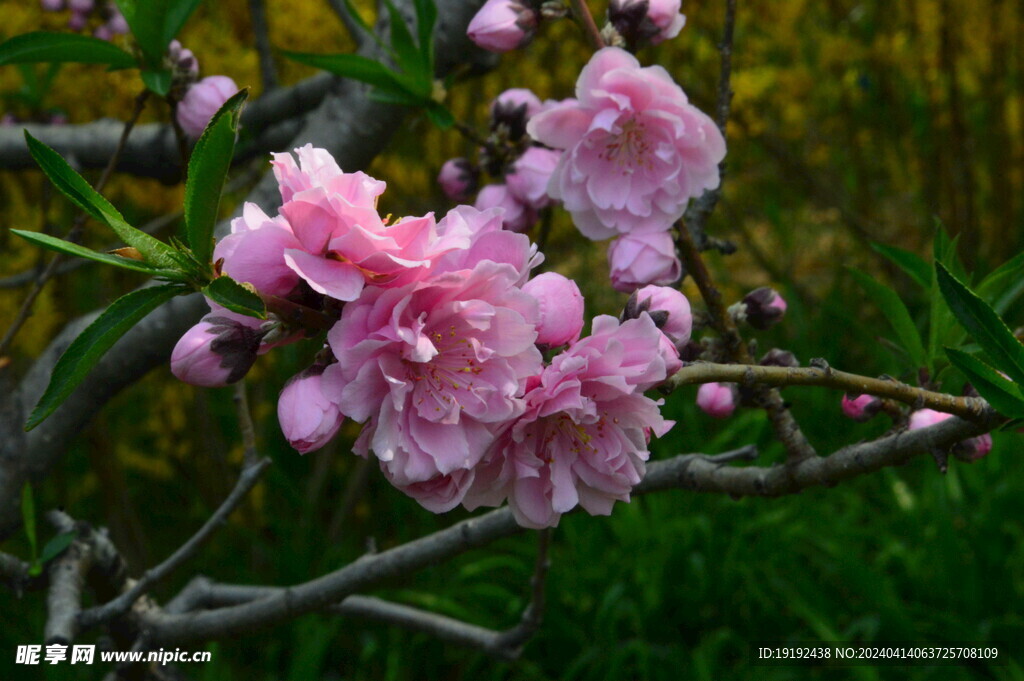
left=600, top=117, right=653, bottom=174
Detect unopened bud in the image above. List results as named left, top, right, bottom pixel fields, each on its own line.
left=759, top=348, right=798, bottom=368
left=696, top=382, right=738, bottom=419
left=739, top=287, right=788, bottom=330
left=841, top=393, right=881, bottom=422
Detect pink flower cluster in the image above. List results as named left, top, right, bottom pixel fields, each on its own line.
left=171, top=146, right=682, bottom=528
left=41, top=0, right=128, bottom=40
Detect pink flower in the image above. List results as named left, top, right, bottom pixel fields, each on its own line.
left=437, top=158, right=479, bottom=202
left=908, top=408, right=992, bottom=461
left=271, top=144, right=386, bottom=206
left=171, top=308, right=266, bottom=387
left=696, top=382, right=737, bottom=419
left=176, top=76, right=239, bottom=139
left=464, top=314, right=673, bottom=528
left=608, top=231, right=681, bottom=293
left=507, top=147, right=561, bottom=209
left=608, top=0, right=686, bottom=47
left=742, top=287, right=787, bottom=330
left=522, top=272, right=584, bottom=347
left=324, top=260, right=543, bottom=511
left=528, top=47, right=725, bottom=239
left=467, top=0, right=539, bottom=53
left=214, top=203, right=303, bottom=298
left=474, top=183, right=538, bottom=233
left=278, top=363, right=344, bottom=454
left=430, top=205, right=542, bottom=285
left=841, top=393, right=880, bottom=422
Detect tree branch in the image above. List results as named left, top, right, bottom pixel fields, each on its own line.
left=44, top=540, right=92, bottom=645
left=77, top=457, right=271, bottom=629
left=249, top=0, right=278, bottom=91
left=669, top=362, right=993, bottom=421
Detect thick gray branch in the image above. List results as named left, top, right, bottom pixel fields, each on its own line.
left=44, top=541, right=91, bottom=645
left=137, top=416, right=982, bottom=646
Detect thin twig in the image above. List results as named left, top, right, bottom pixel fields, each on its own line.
left=569, top=0, right=606, bottom=51
left=0, top=90, right=150, bottom=358
left=670, top=362, right=992, bottom=421
left=494, top=527, right=551, bottom=653
left=324, top=0, right=368, bottom=46
left=233, top=381, right=259, bottom=468
left=248, top=0, right=278, bottom=91
left=76, top=457, right=271, bottom=629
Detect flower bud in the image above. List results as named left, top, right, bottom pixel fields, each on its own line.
left=40, top=0, right=65, bottom=11
left=506, top=146, right=560, bottom=209
left=68, top=0, right=93, bottom=11
left=467, top=0, right=539, bottom=53
left=93, top=24, right=113, bottom=40
left=841, top=393, right=881, bottom=422
left=759, top=348, right=798, bottom=368
left=170, top=313, right=265, bottom=387
left=608, top=231, right=682, bottom=293
left=474, top=183, right=538, bottom=232
left=522, top=272, right=584, bottom=347
left=67, top=10, right=89, bottom=30
left=105, top=9, right=129, bottom=34
left=696, top=382, right=737, bottom=419
left=908, top=408, right=993, bottom=462
left=741, top=286, right=787, bottom=330
left=627, top=285, right=692, bottom=345
left=175, top=75, right=239, bottom=139
left=277, top=364, right=344, bottom=454
left=437, top=158, right=479, bottom=202
left=608, top=0, right=686, bottom=48
left=490, top=88, right=543, bottom=139
left=168, top=39, right=199, bottom=79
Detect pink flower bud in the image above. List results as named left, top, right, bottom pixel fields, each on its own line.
left=608, top=0, right=686, bottom=47
left=175, top=75, right=239, bottom=139
left=658, top=333, right=682, bottom=378
left=105, top=10, right=129, bottom=34
left=742, top=287, right=787, bottom=330
left=68, top=0, right=93, bottom=12
left=522, top=272, right=584, bottom=347
left=491, top=88, right=543, bottom=138
left=506, top=147, right=560, bottom=209
left=608, top=231, right=682, bottom=293
left=841, top=393, right=880, bottom=422
left=170, top=312, right=265, bottom=387
left=474, top=183, right=538, bottom=232
left=277, top=364, right=344, bottom=454
left=467, top=0, right=538, bottom=53
left=907, top=408, right=993, bottom=461
left=169, top=40, right=199, bottom=77
left=697, top=382, right=737, bottom=419
left=67, top=10, right=89, bottom=30
left=629, top=285, right=692, bottom=345
left=40, top=0, right=65, bottom=11
left=437, top=158, right=479, bottom=202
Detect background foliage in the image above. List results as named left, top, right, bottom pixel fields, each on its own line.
left=1, top=0, right=1023, bottom=678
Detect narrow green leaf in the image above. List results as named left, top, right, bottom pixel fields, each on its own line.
left=162, top=0, right=204, bottom=46
left=871, top=242, right=930, bottom=289
left=26, top=284, right=183, bottom=430
left=184, top=89, right=248, bottom=266
left=21, top=484, right=38, bottom=568
left=382, top=0, right=429, bottom=82
left=39, top=532, right=76, bottom=565
left=0, top=32, right=135, bottom=68
left=114, top=0, right=165, bottom=67
left=936, top=262, right=1024, bottom=385
left=141, top=68, right=172, bottom=96
left=425, top=104, right=454, bottom=129
left=368, top=87, right=428, bottom=107
left=977, top=250, right=1024, bottom=314
left=946, top=348, right=1024, bottom=418
left=203, top=276, right=266, bottom=319
left=281, top=51, right=411, bottom=94
left=11, top=229, right=185, bottom=279
left=413, top=0, right=437, bottom=68
left=24, top=132, right=178, bottom=267
left=849, top=267, right=928, bottom=369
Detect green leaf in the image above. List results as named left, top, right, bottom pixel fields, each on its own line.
left=25, top=284, right=183, bottom=430
left=0, top=32, right=135, bottom=69
left=946, top=348, right=1024, bottom=418
left=424, top=104, right=454, bottom=129
left=281, top=51, right=410, bottom=93
left=413, top=0, right=437, bottom=68
left=936, top=261, right=1024, bottom=386
left=871, top=242, right=930, bottom=289
left=183, top=89, right=248, bottom=266
left=39, top=532, right=76, bottom=565
left=203, top=276, right=265, bottom=319
left=977, top=250, right=1024, bottom=315
left=24, top=132, right=178, bottom=268
left=11, top=229, right=185, bottom=280
left=849, top=267, right=928, bottom=369
left=141, top=68, right=172, bottom=96
left=163, top=0, right=204, bottom=47
left=115, top=0, right=202, bottom=67
left=382, top=0, right=429, bottom=83
left=21, top=484, right=38, bottom=571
